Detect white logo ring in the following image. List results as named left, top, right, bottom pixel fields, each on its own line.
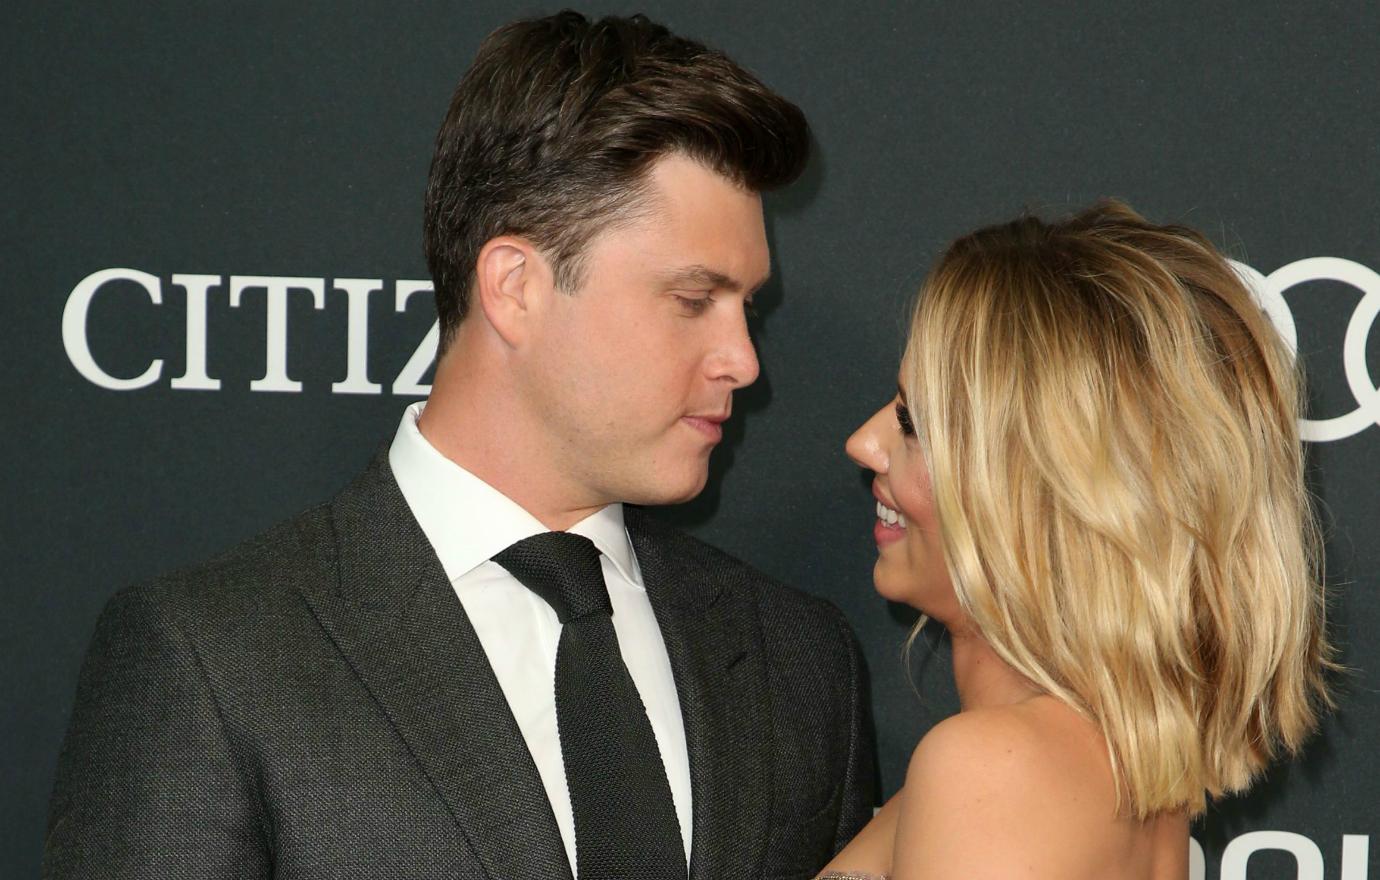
left=1232, top=257, right=1380, bottom=443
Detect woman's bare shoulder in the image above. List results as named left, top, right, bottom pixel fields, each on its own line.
left=891, top=699, right=1120, bottom=879
left=908, top=697, right=1109, bottom=789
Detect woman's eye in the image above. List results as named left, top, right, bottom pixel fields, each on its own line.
left=895, top=401, right=916, bottom=436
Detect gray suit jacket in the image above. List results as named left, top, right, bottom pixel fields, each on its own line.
left=44, top=450, right=876, bottom=879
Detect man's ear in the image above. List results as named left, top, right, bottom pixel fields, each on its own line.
left=473, top=236, right=553, bottom=347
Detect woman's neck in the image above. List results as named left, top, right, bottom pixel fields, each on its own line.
left=948, top=628, right=1042, bottom=711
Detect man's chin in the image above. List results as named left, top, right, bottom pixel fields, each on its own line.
left=626, top=471, right=710, bottom=507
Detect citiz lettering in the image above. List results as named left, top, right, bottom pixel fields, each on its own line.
left=61, top=269, right=438, bottom=396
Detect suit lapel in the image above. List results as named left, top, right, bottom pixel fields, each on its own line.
left=628, top=510, right=774, bottom=880
left=298, top=450, right=572, bottom=880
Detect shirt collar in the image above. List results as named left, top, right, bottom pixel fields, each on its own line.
left=388, top=402, right=642, bottom=587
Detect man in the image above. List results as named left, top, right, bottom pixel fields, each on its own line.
left=44, top=12, right=875, bottom=879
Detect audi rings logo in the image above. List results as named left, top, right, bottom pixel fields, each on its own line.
left=1232, top=257, right=1380, bottom=443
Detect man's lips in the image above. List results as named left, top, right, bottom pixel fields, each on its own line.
left=683, top=413, right=728, bottom=441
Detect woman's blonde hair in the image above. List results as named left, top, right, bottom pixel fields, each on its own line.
left=903, top=200, right=1333, bottom=819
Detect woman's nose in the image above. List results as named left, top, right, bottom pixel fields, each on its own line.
left=845, top=406, right=890, bottom=474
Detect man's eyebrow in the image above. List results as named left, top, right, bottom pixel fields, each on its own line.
left=659, top=264, right=771, bottom=295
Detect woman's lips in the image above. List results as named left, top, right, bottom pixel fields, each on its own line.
left=873, top=517, right=905, bottom=546
left=871, top=485, right=906, bottom=546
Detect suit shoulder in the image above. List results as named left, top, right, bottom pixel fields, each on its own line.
left=626, top=508, right=853, bottom=640
left=107, top=500, right=335, bottom=625
left=629, top=509, right=836, bottom=600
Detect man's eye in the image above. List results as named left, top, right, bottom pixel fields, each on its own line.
left=744, top=298, right=759, bottom=319
left=674, top=294, right=714, bottom=315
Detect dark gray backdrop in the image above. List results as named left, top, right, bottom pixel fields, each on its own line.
left=5, top=2, right=1377, bottom=878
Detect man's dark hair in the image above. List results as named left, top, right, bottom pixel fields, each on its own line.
left=423, top=10, right=810, bottom=352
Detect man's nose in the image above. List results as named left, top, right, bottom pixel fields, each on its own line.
left=710, top=311, right=760, bottom=389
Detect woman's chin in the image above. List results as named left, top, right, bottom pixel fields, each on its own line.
left=871, top=564, right=918, bottom=607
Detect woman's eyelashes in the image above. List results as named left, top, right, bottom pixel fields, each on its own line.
left=895, top=400, right=916, bottom=436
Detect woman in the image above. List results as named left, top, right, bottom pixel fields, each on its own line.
left=820, top=201, right=1332, bottom=879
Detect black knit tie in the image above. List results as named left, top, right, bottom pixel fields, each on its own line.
left=493, top=532, right=687, bottom=880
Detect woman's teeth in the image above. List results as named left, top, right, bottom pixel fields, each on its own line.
left=876, top=500, right=906, bottom=528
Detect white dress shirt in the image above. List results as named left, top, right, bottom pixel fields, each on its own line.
left=388, top=402, right=693, bottom=873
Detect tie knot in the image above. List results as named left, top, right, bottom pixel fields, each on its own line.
left=493, top=532, right=611, bottom=623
